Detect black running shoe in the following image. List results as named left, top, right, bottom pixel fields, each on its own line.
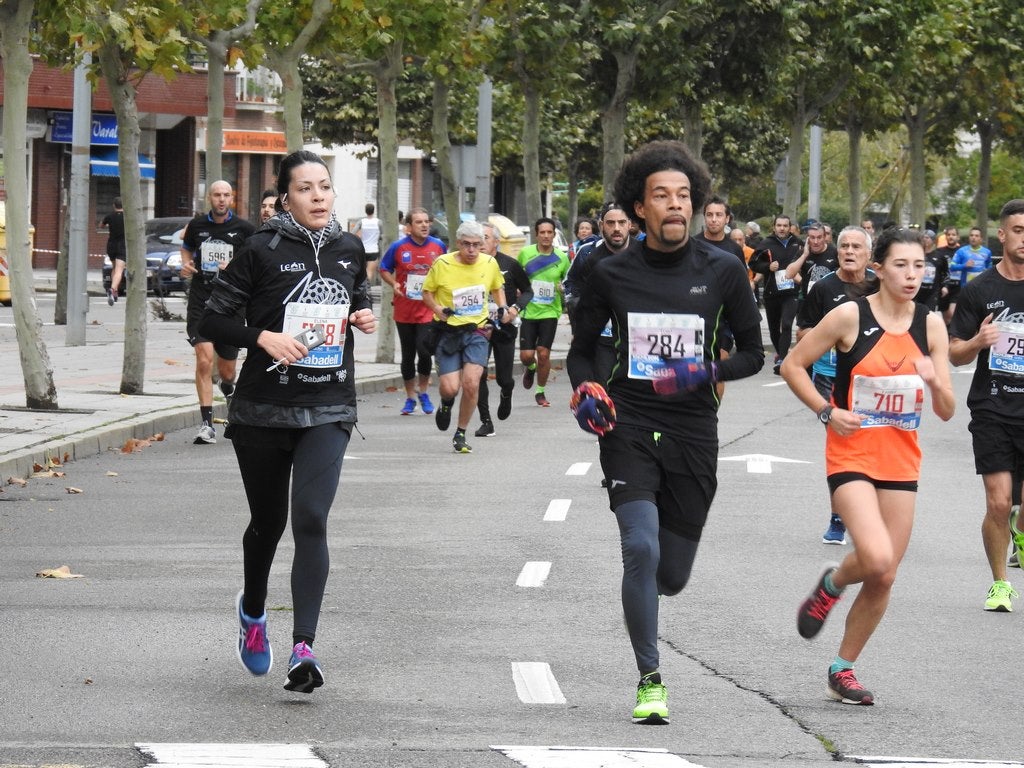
left=452, top=431, right=472, bottom=453
left=435, top=401, right=452, bottom=431
left=474, top=419, right=495, bottom=437
left=797, top=567, right=842, bottom=639
left=522, top=366, right=535, bottom=389
left=497, top=390, right=513, bottom=420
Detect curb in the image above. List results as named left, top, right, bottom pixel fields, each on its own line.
left=0, top=356, right=568, bottom=481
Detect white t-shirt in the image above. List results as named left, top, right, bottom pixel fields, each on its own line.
left=358, top=216, right=381, bottom=254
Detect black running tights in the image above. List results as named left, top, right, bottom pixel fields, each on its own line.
left=232, top=422, right=350, bottom=645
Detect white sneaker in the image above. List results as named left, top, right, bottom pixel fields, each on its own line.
left=194, top=423, right=216, bottom=444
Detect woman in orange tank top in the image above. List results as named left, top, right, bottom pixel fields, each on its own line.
left=781, top=227, right=955, bottom=705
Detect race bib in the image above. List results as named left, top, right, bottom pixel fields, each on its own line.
left=990, top=321, right=1024, bottom=377
left=405, top=273, right=426, bottom=301
left=775, top=270, right=795, bottom=291
left=200, top=239, right=233, bottom=277
left=282, top=302, right=348, bottom=369
left=452, top=284, right=486, bottom=316
left=851, top=374, right=924, bottom=430
left=531, top=279, right=556, bottom=305
left=922, top=263, right=936, bottom=286
left=627, top=312, right=704, bottom=381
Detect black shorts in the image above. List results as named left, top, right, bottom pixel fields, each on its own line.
left=969, top=411, right=1024, bottom=476
left=519, top=317, right=558, bottom=350
left=365, top=251, right=380, bottom=263
left=599, top=424, right=718, bottom=541
left=186, top=291, right=240, bottom=360
left=827, top=472, right=917, bottom=494
left=937, top=284, right=959, bottom=311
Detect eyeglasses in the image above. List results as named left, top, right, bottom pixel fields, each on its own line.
left=458, top=240, right=483, bottom=250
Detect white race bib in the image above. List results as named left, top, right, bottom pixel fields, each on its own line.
left=282, top=302, right=348, bottom=369
left=851, top=374, right=924, bottom=430
left=531, top=279, right=556, bottom=305
left=200, top=240, right=233, bottom=276
left=775, top=270, right=795, bottom=291
left=405, top=273, right=426, bottom=301
left=452, top=284, right=485, bottom=316
left=991, top=321, right=1024, bottom=377
left=627, top=312, right=704, bottom=381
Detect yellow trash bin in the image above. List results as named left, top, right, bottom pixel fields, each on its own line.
left=0, top=201, right=35, bottom=306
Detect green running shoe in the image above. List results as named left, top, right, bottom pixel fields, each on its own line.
left=1010, top=505, right=1024, bottom=571
left=984, top=580, right=1017, bottom=612
left=632, top=672, right=669, bottom=725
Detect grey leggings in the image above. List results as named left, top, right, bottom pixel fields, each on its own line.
left=232, top=421, right=350, bottom=645
left=615, top=499, right=700, bottom=675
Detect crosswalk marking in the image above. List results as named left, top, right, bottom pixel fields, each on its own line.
left=517, top=561, right=552, bottom=587
left=136, top=742, right=326, bottom=767
left=851, top=757, right=1024, bottom=766
left=510, top=662, right=566, bottom=704
left=566, top=462, right=591, bottom=475
left=492, top=746, right=702, bottom=767
left=543, top=498, right=571, bottom=521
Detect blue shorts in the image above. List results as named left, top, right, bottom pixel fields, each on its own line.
left=435, top=328, right=490, bottom=375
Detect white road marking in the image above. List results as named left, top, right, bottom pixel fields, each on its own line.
left=720, top=453, right=811, bottom=474
left=137, top=742, right=326, bottom=767
left=566, top=462, right=591, bottom=475
left=544, top=498, right=571, bottom=521
left=851, top=758, right=1024, bottom=766
left=493, top=745, right=703, bottom=767
left=510, top=662, right=566, bottom=704
left=516, top=561, right=552, bottom=587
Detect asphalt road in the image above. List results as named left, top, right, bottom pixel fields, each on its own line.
left=1, top=359, right=1020, bottom=768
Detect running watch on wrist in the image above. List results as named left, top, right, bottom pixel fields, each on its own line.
left=817, top=404, right=834, bottom=425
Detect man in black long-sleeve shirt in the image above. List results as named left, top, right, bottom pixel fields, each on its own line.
left=474, top=221, right=533, bottom=436
left=567, top=140, right=763, bottom=725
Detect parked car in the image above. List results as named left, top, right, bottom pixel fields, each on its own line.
left=102, top=216, right=191, bottom=297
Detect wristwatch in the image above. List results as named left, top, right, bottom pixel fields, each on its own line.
left=817, top=404, right=834, bottom=425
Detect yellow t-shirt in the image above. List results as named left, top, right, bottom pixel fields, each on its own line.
left=422, top=252, right=503, bottom=327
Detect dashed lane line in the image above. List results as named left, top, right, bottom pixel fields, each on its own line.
left=137, top=742, right=326, bottom=767
left=544, top=498, right=571, bottom=521
left=510, top=662, right=566, bottom=704
left=516, top=561, right=552, bottom=587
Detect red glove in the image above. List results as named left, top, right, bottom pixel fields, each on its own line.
left=652, top=360, right=718, bottom=396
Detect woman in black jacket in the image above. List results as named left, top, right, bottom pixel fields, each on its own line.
left=200, top=150, right=376, bottom=695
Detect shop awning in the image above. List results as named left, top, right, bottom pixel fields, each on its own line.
left=89, top=148, right=156, bottom=179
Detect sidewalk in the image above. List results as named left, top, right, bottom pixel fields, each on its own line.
left=0, top=271, right=571, bottom=480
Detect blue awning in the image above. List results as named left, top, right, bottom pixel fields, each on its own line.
left=90, top=148, right=156, bottom=179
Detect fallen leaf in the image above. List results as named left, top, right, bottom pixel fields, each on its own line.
left=106, top=471, right=119, bottom=477
left=36, top=565, right=84, bottom=579
left=65, top=486, right=83, bottom=494
left=84, top=677, right=93, bottom=684
left=7, top=477, right=27, bottom=487
left=164, top=358, right=185, bottom=366
left=120, top=438, right=151, bottom=453
left=31, top=470, right=66, bottom=479
left=151, top=432, right=165, bottom=441
left=385, top=386, right=399, bottom=392
left=47, top=455, right=63, bottom=468
left=33, top=462, right=44, bottom=472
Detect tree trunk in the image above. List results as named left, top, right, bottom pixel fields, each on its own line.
left=373, top=43, right=403, bottom=365
left=1, top=0, right=58, bottom=409
left=522, top=83, right=542, bottom=221
left=98, top=41, right=148, bottom=395
left=783, top=112, right=806, bottom=222
left=681, top=103, right=704, bottom=160
left=600, top=48, right=636, bottom=196
left=846, top=112, right=862, bottom=228
left=277, top=55, right=305, bottom=152
left=432, top=78, right=460, bottom=244
left=905, top=107, right=928, bottom=228
left=204, top=35, right=228, bottom=184
left=974, top=118, right=994, bottom=237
